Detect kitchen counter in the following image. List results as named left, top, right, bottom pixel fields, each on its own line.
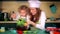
left=0, top=21, right=60, bottom=23
left=46, top=20, right=60, bottom=23
left=0, top=21, right=17, bottom=23
left=0, top=21, right=60, bottom=30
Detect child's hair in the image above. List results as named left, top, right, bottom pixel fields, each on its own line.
left=18, top=5, right=28, bottom=13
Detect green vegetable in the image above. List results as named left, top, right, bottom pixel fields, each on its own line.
left=17, top=18, right=26, bottom=27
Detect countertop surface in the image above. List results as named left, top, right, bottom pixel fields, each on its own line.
left=0, top=20, right=60, bottom=23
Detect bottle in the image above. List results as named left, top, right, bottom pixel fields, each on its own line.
left=4, top=12, right=8, bottom=21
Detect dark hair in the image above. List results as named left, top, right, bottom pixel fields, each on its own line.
left=29, top=8, right=41, bottom=23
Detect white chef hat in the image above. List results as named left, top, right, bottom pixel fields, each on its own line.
left=28, top=0, right=40, bottom=8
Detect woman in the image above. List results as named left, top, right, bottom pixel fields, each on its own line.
left=27, top=1, right=46, bottom=33
left=28, top=7, right=46, bottom=30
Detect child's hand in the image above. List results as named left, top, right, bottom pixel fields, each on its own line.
left=11, top=14, right=16, bottom=19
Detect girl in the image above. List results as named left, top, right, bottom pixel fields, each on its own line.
left=11, top=5, right=29, bottom=34
left=11, top=5, right=28, bottom=21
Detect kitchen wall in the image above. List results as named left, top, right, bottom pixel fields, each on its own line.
left=2, top=1, right=60, bottom=18
left=0, top=1, right=2, bottom=10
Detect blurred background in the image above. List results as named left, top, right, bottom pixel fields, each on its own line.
left=0, top=1, right=60, bottom=34
left=0, top=1, right=60, bottom=18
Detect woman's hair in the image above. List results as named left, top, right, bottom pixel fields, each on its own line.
left=29, top=8, right=41, bottom=23
left=18, top=5, right=28, bottom=13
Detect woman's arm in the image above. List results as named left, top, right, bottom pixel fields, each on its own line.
left=35, top=11, right=46, bottom=30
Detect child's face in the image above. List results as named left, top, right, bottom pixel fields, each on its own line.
left=20, top=10, right=27, bottom=16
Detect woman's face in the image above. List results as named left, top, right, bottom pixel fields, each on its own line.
left=30, top=8, right=37, bottom=15
left=19, top=10, right=27, bottom=16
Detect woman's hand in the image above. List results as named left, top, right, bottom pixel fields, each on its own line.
left=30, top=21, right=36, bottom=27
left=27, top=21, right=36, bottom=27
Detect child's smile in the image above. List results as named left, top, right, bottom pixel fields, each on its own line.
left=20, top=10, right=27, bottom=17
